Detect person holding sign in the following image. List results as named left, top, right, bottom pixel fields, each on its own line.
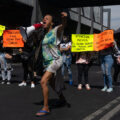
left=0, top=53, right=12, bottom=85
left=0, top=37, right=13, bottom=85
left=100, top=46, right=114, bottom=93
left=35, top=12, right=68, bottom=117
left=18, top=35, right=37, bottom=88
left=76, top=52, right=91, bottom=90
left=60, top=35, right=73, bottom=85
left=112, top=40, right=120, bottom=85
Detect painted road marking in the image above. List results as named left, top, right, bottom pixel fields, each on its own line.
left=83, top=96, right=120, bottom=120
left=99, top=103, right=120, bottom=120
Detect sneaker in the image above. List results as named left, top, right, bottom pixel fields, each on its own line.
left=1, top=81, right=5, bottom=84
left=69, top=81, right=73, bottom=85
left=106, top=88, right=113, bottom=93
left=31, top=83, right=35, bottom=88
left=7, top=81, right=11, bottom=85
left=101, top=86, right=107, bottom=92
left=78, top=84, right=82, bottom=90
left=18, top=82, right=27, bottom=87
left=85, top=84, right=91, bottom=90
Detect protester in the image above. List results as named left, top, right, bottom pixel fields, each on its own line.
left=76, top=52, right=91, bottom=90
left=0, top=38, right=13, bottom=84
left=113, top=55, right=120, bottom=85
left=100, top=46, right=114, bottom=92
left=60, top=35, right=73, bottom=85
left=18, top=35, right=37, bottom=88
left=0, top=53, right=12, bottom=84
left=35, top=12, right=68, bottom=116
left=113, top=40, right=120, bottom=85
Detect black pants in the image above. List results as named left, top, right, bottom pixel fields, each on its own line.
left=22, top=59, right=34, bottom=82
left=77, top=64, right=89, bottom=84
left=113, top=61, right=120, bottom=82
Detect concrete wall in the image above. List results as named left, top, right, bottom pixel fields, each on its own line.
left=70, top=7, right=108, bottom=32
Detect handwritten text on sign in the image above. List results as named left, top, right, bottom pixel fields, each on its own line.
left=72, top=34, right=93, bottom=52
left=93, top=30, right=114, bottom=51
left=3, top=30, right=24, bottom=47
left=71, top=30, right=114, bottom=52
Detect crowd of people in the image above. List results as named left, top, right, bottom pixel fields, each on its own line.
left=0, top=11, right=120, bottom=117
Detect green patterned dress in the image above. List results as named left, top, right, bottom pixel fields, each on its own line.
left=42, top=26, right=63, bottom=73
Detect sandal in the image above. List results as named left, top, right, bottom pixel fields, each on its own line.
left=36, top=110, right=50, bottom=117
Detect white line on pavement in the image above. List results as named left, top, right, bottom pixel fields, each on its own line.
left=83, top=96, right=120, bottom=120
left=99, top=104, right=120, bottom=120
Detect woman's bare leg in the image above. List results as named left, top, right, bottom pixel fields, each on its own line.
left=36, top=71, right=53, bottom=115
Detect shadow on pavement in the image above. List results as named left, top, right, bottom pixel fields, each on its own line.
left=34, top=98, right=71, bottom=109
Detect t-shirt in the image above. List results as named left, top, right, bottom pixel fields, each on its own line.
left=76, top=54, right=90, bottom=64
left=60, top=42, right=71, bottom=56
left=42, top=26, right=62, bottom=67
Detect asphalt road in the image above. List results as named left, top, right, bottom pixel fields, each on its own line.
left=0, top=64, right=120, bottom=120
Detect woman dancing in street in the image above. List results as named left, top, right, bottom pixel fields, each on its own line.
left=36, top=12, right=68, bottom=116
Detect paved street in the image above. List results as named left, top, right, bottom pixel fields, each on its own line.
left=0, top=64, right=120, bottom=120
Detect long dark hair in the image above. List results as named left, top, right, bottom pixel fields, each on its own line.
left=44, top=13, right=59, bottom=28
left=78, top=52, right=92, bottom=58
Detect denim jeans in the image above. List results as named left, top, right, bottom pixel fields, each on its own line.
left=100, top=54, right=114, bottom=88
left=0, top=53, right=12, bottom=81
left=61, top=54, right=72, bottom=82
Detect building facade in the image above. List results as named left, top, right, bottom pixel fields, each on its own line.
left=0, top=0, right=111, bottom=33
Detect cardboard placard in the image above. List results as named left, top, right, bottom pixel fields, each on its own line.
left=71, top=34, right=94, bottom=52
left=71, top=30, right=114, bottom=52
left=0, top=25, right=5, bottom=36
left=3, top=30, right=24, bottom=47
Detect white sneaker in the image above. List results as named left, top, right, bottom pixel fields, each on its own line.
left=101, top=86, right=107, bottom=92
left=31, top=83, right=35, bottom=88
left=106, top=88, right=113, bottom=93
left=18, top=82, right=27, bottom=87
left=7, top=82, right=11, bottom=85
left=1, top=81, right=5, bottom=84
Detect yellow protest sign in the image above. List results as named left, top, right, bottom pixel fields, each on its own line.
left=71, top=34, right=94, bottom=52
left=0, top=25, right=5, bottom=30
left=71, top=30, right=114, bottom=52
left=0, top=25, right=5, bottom=36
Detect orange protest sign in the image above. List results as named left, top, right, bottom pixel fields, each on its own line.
left=93, top=30, right=114, bottom=51
left=3, top=30, right=24, bottom=47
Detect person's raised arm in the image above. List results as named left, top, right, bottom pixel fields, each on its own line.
left=57, top=12, right=67, bottom=38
